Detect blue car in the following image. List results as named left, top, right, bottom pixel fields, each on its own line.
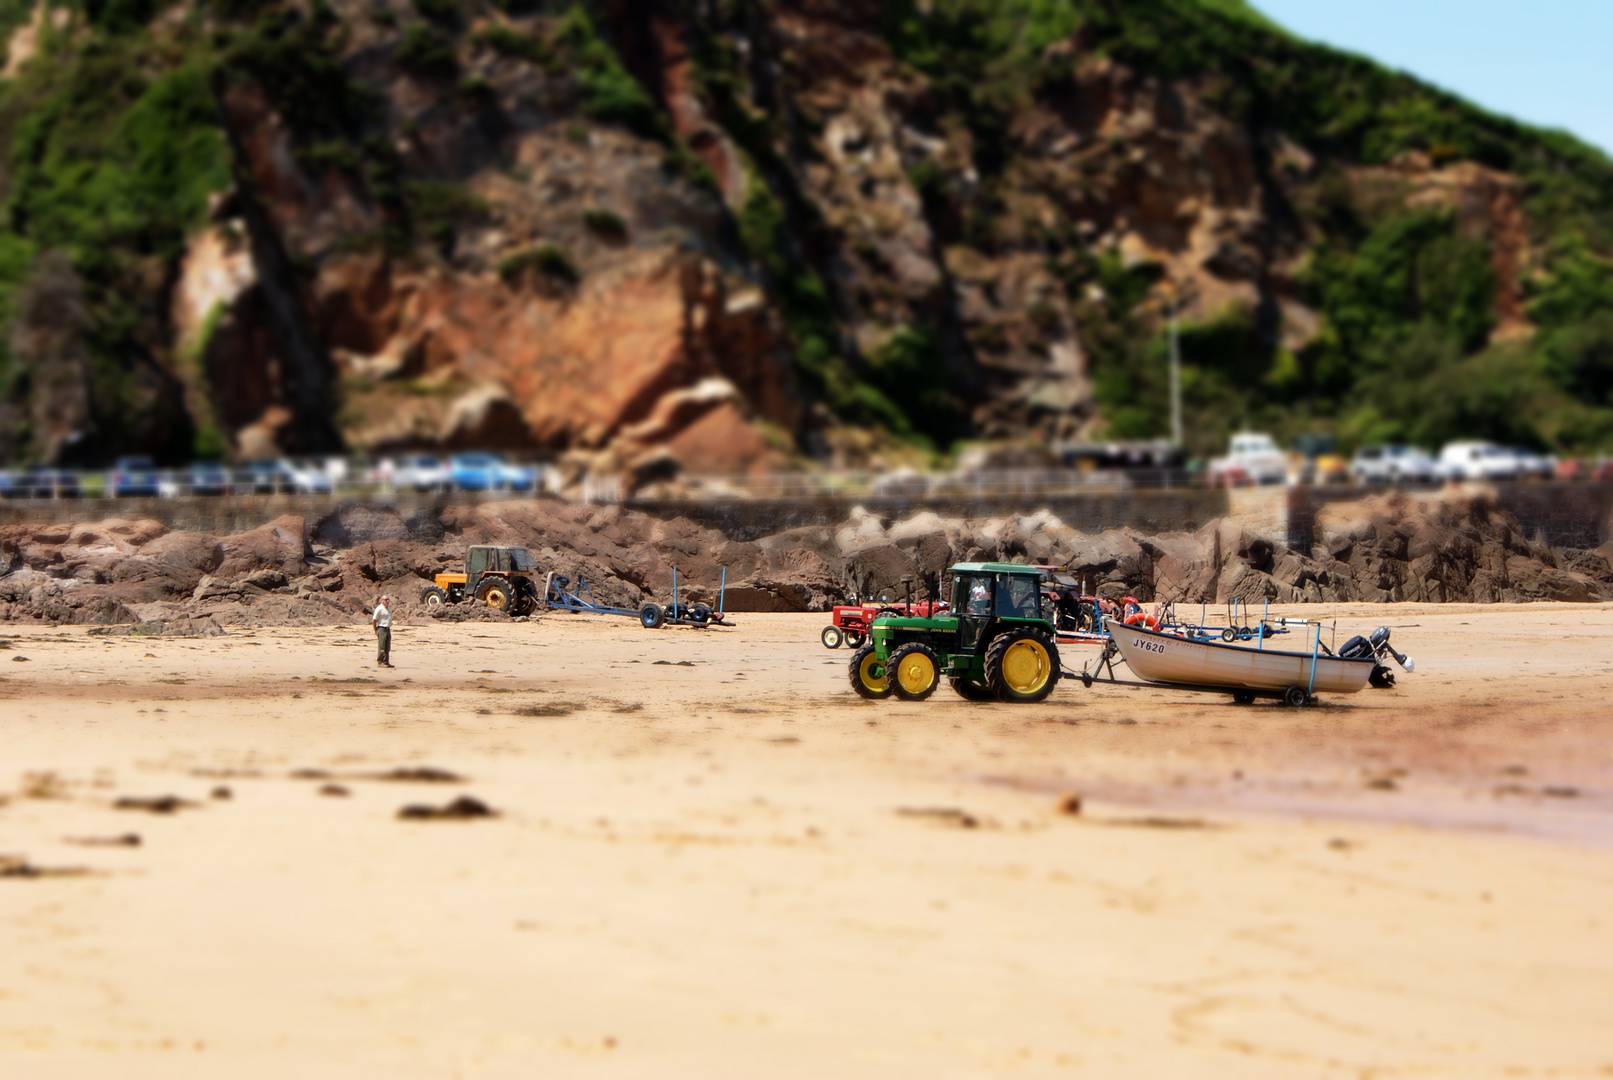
left=111, top=455, right=161, bottom=497
left=447, top=453, right=534, bottom=492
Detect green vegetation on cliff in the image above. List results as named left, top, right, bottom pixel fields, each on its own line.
left=0, top=0, right=1609, bottom=465
left=876, top=0, right=1613, bottom=455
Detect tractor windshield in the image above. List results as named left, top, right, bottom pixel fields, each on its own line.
left=957, top=574, right=994, bottom=616
left=998, top=574, right=1042, bottom=620
left=508, top=548, right=536, bottom=571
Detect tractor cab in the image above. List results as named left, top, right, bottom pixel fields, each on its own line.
left=952, top=567, right=1044, bottom=654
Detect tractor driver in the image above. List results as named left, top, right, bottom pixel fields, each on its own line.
left=967, top=576, right=992, bottom=615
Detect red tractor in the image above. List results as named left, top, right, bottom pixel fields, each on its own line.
left=820, top=574, right=949, bottom=649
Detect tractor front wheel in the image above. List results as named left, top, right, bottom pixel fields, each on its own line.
left=478, top=575, right=514, bottom=612
left=419, top=585, right=448, bottom=610
left=821, top=625, right=843, bottom=649
left=984, top=628, right=1060, bottom=703
left=949, top=676, right=996, bottom=702
left=843, top=629, right=865, bottom=649
left=888, top=643, right=940, bottom=701
left=848, top=644, right=891, bottom=699
left=640, top=602, right=666, bottom=629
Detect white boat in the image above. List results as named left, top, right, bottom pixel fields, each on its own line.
left=1103, top=617, right=1378, bottom=702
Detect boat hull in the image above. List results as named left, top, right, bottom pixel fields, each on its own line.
left=1106, top=619, right=1376, bottom=694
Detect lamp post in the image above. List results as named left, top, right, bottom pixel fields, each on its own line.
left=1168, top=293, right=1182, bottom=448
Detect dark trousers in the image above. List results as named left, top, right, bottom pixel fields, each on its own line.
left=376, top=626, right=391, bottom=665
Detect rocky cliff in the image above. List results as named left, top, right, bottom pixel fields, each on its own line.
left=1, top=0, right=1611, bottom=474
left=4, top=490, right=1610, bottom=631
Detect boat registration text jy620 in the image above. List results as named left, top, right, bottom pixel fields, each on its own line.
left=1131, top=636, right=1168, bottom=654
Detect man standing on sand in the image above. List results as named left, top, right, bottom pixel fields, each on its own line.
left=372, top=594, right=393, bottom=668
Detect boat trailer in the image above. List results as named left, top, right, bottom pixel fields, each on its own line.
left=541, top=566, right=734, bottom=630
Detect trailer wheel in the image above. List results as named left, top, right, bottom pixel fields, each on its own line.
left=1283, top=685, right=1310, bottom=707
left=1222, top=627, right=1238, bottom=642
left=821, top=625, right=844, bottom=649
left=1369, top=665, right=1395, bottom=689
left=848, top=644, right=891, bottom=699
left=1232, top=690, right=1256, bottom=705
left=419, top=585, right=448, bottom=610
left=985, top=628, right=1060, bottom=703
left=640, top=602, right=666, bottom=629
left=843, top=630, right=865, bottom=648
left=689, top=603, right=714, bottom=627
left=477, top=575, right=514, bottom=612
left=949, top=676, right=996, bottom=702
left=889, top=643, right=940, bottom=701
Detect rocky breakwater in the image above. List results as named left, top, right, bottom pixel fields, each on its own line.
left=2, top=491, right=1609, bottom=631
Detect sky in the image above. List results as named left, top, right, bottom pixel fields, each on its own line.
left=1252, top=0, right=1613, bottom=157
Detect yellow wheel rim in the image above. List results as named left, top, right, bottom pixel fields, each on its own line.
left=896, top=653, right=936, bottom=695
left=858, top=652, right=887, bottom=689
left=484, top=587, right=508, bottom=608
left=1001, top=639, right=1051, bottom=694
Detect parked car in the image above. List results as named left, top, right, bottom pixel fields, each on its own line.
left=278, top=458, right=334, bottom=494
left=1438, top=441, right=1521, bottom=481
left=391, top=454, right=450, bottom=492
left=237, top=459, right=288, bottom=494
left=187, top=461, right=232, bottom=496
left=110, top=455, right=161, bottom=497
left=1509, top=447, right=1555, bottom=480
left=447, top=453, right=534, bottom=492
left=1350, top=444, right=1439, bottom=484
left=1207, top=432, right=1288, bottom=487
left=3, top=466, right=82, bottom=499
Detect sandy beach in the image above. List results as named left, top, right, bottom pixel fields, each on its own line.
left=3, top=604, right=1612, bottom=1078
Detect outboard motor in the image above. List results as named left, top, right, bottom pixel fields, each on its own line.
left=1341, top=626, right=1415, bottom=688
left=1370, top=626, right=1415, bottom=672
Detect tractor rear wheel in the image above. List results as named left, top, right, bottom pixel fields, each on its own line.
left=821, top=625, right=843, bottom=649
left=984, top=628, right=1060, bottom=703
left=419, top=585, right=448, bottom=610
left=477, top=575, right=514, bottom=612
left=848, top=644, right=891, bottom=699
left=640, top=602, right=665, bottom=629
left=949, top=677, right=996, bottom=702
left=888, top=643, right=940, bottom=701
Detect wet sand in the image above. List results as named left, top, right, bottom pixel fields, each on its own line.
left=2, top=604, right=1612, bottom=1077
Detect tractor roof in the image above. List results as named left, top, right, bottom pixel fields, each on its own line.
left=949, top=562, right=1042, bottom=575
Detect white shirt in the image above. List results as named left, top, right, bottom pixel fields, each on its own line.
left=373, top=603, right=391, bottom=629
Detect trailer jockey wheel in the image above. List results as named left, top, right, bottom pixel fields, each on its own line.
left=1283, top=685, right=1310, bottom=708
left=821, top=626, right=844, bottom=649
left=843, top=630, right=865, bottom=648
left=639, top=602, right=665, bottom=629
left=477, top=575, right=513, bottom=612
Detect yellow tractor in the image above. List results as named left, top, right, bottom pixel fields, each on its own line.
left=420, top=545, right=541, bottom=615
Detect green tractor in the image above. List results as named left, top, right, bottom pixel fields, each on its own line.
left=848, top=562, right=1062, bottom=703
